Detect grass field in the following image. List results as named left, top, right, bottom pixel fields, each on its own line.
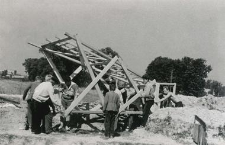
left=0, top=79, right=100, bottom=103
left=0, top=79, right=30, bottom=94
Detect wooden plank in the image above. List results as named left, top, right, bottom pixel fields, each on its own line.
left=154, top=83, right=160, bottom=108
left=70, top=66, right=82, bottom=80
left=193, top=124, right=200, bottom=144
left=41, top=37, right=71, bottom=48
left=45, top=48, right=74, bottom=56
left=45, top=48, right=82, bottom=65
left=71, top=110, right=143, bottom=115
left=173, top=83, right=177, bottom=94
left=42, top=50, right=65, bottom=84
left=110, top=75, right=129, bottom=83
left=118, top=92, right=141, bottom=113
left=75, top=34, right=105, bottom=104
left=118, top=57, right=139, bottom=92
left=90, top=61, right=109, bottom=66
left=158, top=83, right=176, bottom=86
left=195, top=115, right=206, bottom=131
left=55, top=43, right=79, bottom=55
left=83, top=47, right=107, bottom=61
left=64, top=56, right=118, bottom=117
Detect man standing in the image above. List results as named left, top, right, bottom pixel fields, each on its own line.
left=21, top=76, right=42, bottom=130
left=61, top=77, right=79, bottom=130
left=32, top=74, right=61, bottom=134
left=114, top=80, right=124, bottom=105
left=140, top=78, right=156, bottom=127
left=103, top=83, right=120, bottom=138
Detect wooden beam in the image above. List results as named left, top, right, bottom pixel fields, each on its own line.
left=27, top=43, right=66, bottom=84
left=173, top=83, right=176, bottom=94
left=110, top=75, right=128, bottom=83
left=64, top=56, right=118, bottom=117
left=42, top=37, right=71, bottom=48
left=154, top=83, right=160, bottom=108
left=118, top=92, right=141, bottom=113
left=71, top=110, right=143, bottom=115
left=45, top=48, right=82, bottom=65
left=90, top=61, right=109, bottom=66
left=70, top=66, right=82, bottom=80
left=75, top=34, right=105, bottom=104
left=42, top=50, right=65, bottom=84
left=118, top=57, right=139, bottom=92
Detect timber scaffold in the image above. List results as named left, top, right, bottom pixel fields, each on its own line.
left=28, top=33, right=176, bottom=130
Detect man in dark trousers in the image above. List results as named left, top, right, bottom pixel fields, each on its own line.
left=21, top=76, right=42, bottom=130
left=32, top=75, right=61, bottom=134
left=103, top=83, right=120, bottom=138
left=140, top=78, right=156, bottom=127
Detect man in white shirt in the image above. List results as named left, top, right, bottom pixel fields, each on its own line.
left=31, top=74, right=61, bottom=134
left=140, top=78, right=156, bottom=127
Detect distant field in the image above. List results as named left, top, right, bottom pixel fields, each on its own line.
left=0, top=79, right=100, bottom=102
left=0, top=79, right=30, bottom=94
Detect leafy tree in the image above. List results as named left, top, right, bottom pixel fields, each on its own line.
left=23, top=52, right=91, bottom=87
left=205, top=80, right=225, bottom=97
left=143, top=56, right=212, bottom=97
left=100, top=47, right=118, bottom=58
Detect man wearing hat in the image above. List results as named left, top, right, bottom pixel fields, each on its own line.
left=31, top=74, right=61, bottom=134
left=140, top=78, right=156, bottom=127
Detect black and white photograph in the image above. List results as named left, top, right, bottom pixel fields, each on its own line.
left=0, top=0, right=225, bottom=144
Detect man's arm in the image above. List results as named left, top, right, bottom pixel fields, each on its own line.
left=103, top=93, right=108, bottom=112
left=155, top=92, right=174, bottom=103
left=116, top=94, right=121, bottom=110
left=48, top=85, right=61, bottom=106
left=22, top=84, right=32, bottom=100
left=73, top=84, right=79, bottom=99
left=140, top=83, right=151, bottom=98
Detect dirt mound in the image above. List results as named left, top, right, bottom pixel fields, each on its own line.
left=177, top=94, right=225, bottom=112
left=146, top=106, right=225, bottom=145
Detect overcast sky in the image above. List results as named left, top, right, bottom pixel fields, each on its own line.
left=1, top=0, right=225, bottom=84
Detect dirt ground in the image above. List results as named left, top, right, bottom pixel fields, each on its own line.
left=1, top=92, right=225, bottom=145
left=0, top=99, right=183, bottom=145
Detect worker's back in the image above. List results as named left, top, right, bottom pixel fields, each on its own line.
left=104, top=91, right=120, bottom=112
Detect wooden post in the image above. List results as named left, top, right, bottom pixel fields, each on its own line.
left=173, top=83, right=176, bottom=94
left=154, top=83, right=160, bottom=108
left=64, top=56, right=118, bottom=117
left=86, top=103, right=90, bottom=121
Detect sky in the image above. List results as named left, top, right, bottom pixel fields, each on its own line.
left=1, top=0, right=225, bottom=84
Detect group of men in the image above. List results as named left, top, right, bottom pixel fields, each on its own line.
left=22, top=75, right=79, bottom=134
left=22, top=74, right=180, bottom=137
